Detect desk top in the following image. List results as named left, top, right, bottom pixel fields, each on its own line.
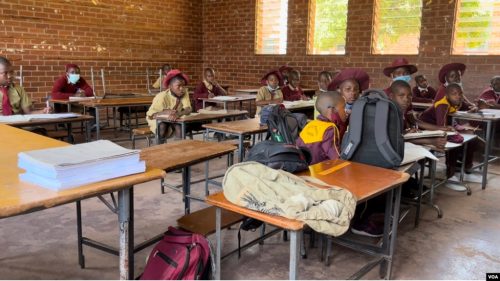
left=200, top=94, right=256, bottom=103
left=202, top=118, right=267, bottom=135
left=234, top=88, right=315, bottom=95
left=158, top=110, right=248, bottom=123
left=2, top=114, right=94, bottom=127
left=206, top=192, right=305, bottom=231
left=206, top=158, right=408, bottom=231
left=50, top=99, right=84, bottom=105
left=451, top=111, right=500, bottom=121
left=79, top=96, right=154, bottom=107
left=0, top=124, right=164, bottom=219
left=411, top=102, right=432, bottom=109
left=140, top=140, right=236, bottom=171
left=299, top=159, right=410, bottom=202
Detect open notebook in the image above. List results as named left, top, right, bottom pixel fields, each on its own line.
left=0, top=113, right=80, bottom=123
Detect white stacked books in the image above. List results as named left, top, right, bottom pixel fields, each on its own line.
left=18, top=140, right=146, bottom=191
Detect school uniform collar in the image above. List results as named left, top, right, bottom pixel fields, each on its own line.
left=418, top=86, right=428, bottom=92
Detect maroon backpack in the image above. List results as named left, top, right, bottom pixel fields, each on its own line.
left=141, top=227, right=213, bottom=280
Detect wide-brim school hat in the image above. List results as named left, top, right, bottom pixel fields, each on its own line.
left=327, top=68, right=370, bottom=91
left=382, top=58, right=418, bottom=77
left=163, top=69, right=189, bottom=88
left=260, top=69, right=283, bottom=86
left=438, top=63, right=466, bottom=84
left=279, top=65, right=293, bottom=73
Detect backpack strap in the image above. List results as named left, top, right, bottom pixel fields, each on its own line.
left=340, top=98, right=366, bottom=159
left=374, top=99, right=403, bottom=166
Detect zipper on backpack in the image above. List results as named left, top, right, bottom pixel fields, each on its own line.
left=154, top=250, right=178, bottom=268
left=178, top=243, right=195, bottom=279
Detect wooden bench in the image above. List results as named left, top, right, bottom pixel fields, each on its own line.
left=132, top=127, right=154, bottom=149
left=177, top=206, right=244, bottom=236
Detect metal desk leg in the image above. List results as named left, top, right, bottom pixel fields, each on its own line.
left=85, top=121, right=91, bottom=142
left=182, top=123, right=186, bottom=139
left=182, top=167, right=191, bottom=214
left=238, top=134, right=244, bottom=162
left=95, top=106, right=101, bottom=140
left=76, top=200, right=85, bottom=268
left=215, top=207, right=222, bottom=280
left=289, top=230, right=299, bottom=280
left=380, top=185, right=401, bottom=280
left=482, top=120, right=492, bottom=189
left=203, top=100, right=206, bottom=109
left=429, top=159, right=443, bottom=218
left=118, top=187, right=133, bottom=280
left=155, top=120, right=160, bottom=145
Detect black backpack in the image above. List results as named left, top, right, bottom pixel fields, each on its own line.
left=340, top=89, right=404, bottom=169
left=266, top=105, right=308, bottom=144
left=245, top=141, right=311, bottom=173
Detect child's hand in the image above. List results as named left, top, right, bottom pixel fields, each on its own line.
left=43, top=107, right=53, bottom=114
left=208, top=93, right=215, bottom=98
left=433, top=137, right=447, bottom=150
left=301, top=95, right=310, bottom=101
left=477, top=99, right=492, bottom=110
left=405, top=128, right=419, bottom=134
left=468, top=106, right=479, bottom=113
left=166, top=112, right=178, bottom=121
left=444, top=125, right=455, bottom=132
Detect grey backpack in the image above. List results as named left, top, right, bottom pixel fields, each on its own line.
left=340, top=89, right=404, bottom=169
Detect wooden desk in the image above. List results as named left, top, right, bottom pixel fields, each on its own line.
left=50, top=98, right=85, bottom=112
left=234, top=88, right=316, bottom=97
left=141, top=140, right=236, bottom=214
left=207, top=159, right=409, bottom=280
left=79, top=97, right=154, bottom=140
left=1, top=114, right=95, bottom=142
left=0, top=124, right=164, bottom=279
left=155, top=110, right=248, bottom=144
left=411, top=102, right=432, bottom=111
left=203, top=118, right=267, bottom=162
left=451, top=112, right=500, bottom=189
left=201, top=94, right=256, bottom=111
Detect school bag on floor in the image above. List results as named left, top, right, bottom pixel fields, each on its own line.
left=140, top=226, right=213, bottom=280
left=265, top=105, right=308, bottom=144
left=340, top=89, right=404, bottom=169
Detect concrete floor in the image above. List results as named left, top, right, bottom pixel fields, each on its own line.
left=1, top=128, right=500, bottom=279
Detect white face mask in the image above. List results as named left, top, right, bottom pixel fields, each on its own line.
left=445, top=81, right=462, bottom=89
left=267, top=84, right=279, bottom=92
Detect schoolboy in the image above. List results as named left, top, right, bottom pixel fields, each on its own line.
left=282, top=69, right=308, bottom=101
left=193, top=67, right=227, bottom=111
left=327, top=68, right=369, bottom=115
left=255, top=70, right=283, bottom=115
left=412, top=74, right=437, bottom=103
left=296, top=91, right=347, bottom=165
left=478, top=76, right=500, bottom=110
left=382, top=58, right=418, bottom=96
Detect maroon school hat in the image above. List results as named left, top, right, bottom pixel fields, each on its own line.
left=438, top=63, right=466, bottom=84
left=162, top=69, right=189, bottom=88
left=260, top=69, right=283, bottom=86
left=65, top=64, right=79, bottom=71
left=279, top=65, right=293, bottom=73
left=383, top=58, right=418, bottom=77
left=327, top=68, right=370, bottom=91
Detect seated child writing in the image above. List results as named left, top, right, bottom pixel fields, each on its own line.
left=255, top=70, right=283, bottom=116
left=147, top=70, right=192, bottom=140
left=412, top=74, right=436, bottom=103
left=296, top=91, right=347, bottom=165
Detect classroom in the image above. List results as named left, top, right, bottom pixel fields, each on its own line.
left=0, top=0, right=499, bottom=280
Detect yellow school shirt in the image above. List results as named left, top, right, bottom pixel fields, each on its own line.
left=256, top=86, right=283, bottom=116
left=152, top=77, right=161, bottom=89
left=147, top=89, right=191, bottom=133
left=0, top=85, right=32, bottom=115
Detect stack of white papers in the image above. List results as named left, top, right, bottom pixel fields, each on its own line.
left=283, top=100, right=315, bottom=108
left=0, top=113, right=80, bottom=123
left=404, top=130, right=446, bottom=140
left=18, top=140, right=145, bottom=191
left=401, top=143, right=438, bottom=166
left=68, top=96, right=97, bottom=101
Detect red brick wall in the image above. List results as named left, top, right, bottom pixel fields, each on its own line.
left=0, top=0, right=202, bottom=107
left=202, top=0, right=500, bottom=98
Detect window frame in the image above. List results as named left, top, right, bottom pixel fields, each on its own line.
left=254, top=0, right=289, bottom=55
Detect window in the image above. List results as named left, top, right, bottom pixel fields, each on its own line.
left=307, top=0, right=348, bottom=55
left=255, top=0, right=288, bottom=55
left=452, top=0, right=500, bottom=55
left=372, top=0, right=423, bottom=55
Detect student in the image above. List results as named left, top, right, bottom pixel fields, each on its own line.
left=279, top=65, right=293, bottom=86
left=147, top=70, right=192, bottom=140
left=382, top=58, right=418, bottom=96
left=152, top=64, right=172, bottom=89
left=255, top=70, right=283, bottom=115
left=0, top=56, right=50, bottom=116
left=412, top=74, right=437, bottom=103
left=327, top=68, right=369, bottom=115
left=296, top=91, right=347, bottom=165
left=478, top=76, right=500, bottom=109
left=52, top=64, right=94, bottom=100
left=282, top=69, right=308, bottom=101
left=314, top=71, right=334, bottom=119
left=419, top=84, right=476, bottom=179
left=433, top=62, right=474, bottom=109
left=193, top=68, right=227, bottom=111
left=390, top=80, right=446, bottom=149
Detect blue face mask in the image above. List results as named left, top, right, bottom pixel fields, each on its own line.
left=393, top=75, right=411, bottom=83
left=68, top=74, right=80, bottom=84
left=345, top=103, right=353, bottom=111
